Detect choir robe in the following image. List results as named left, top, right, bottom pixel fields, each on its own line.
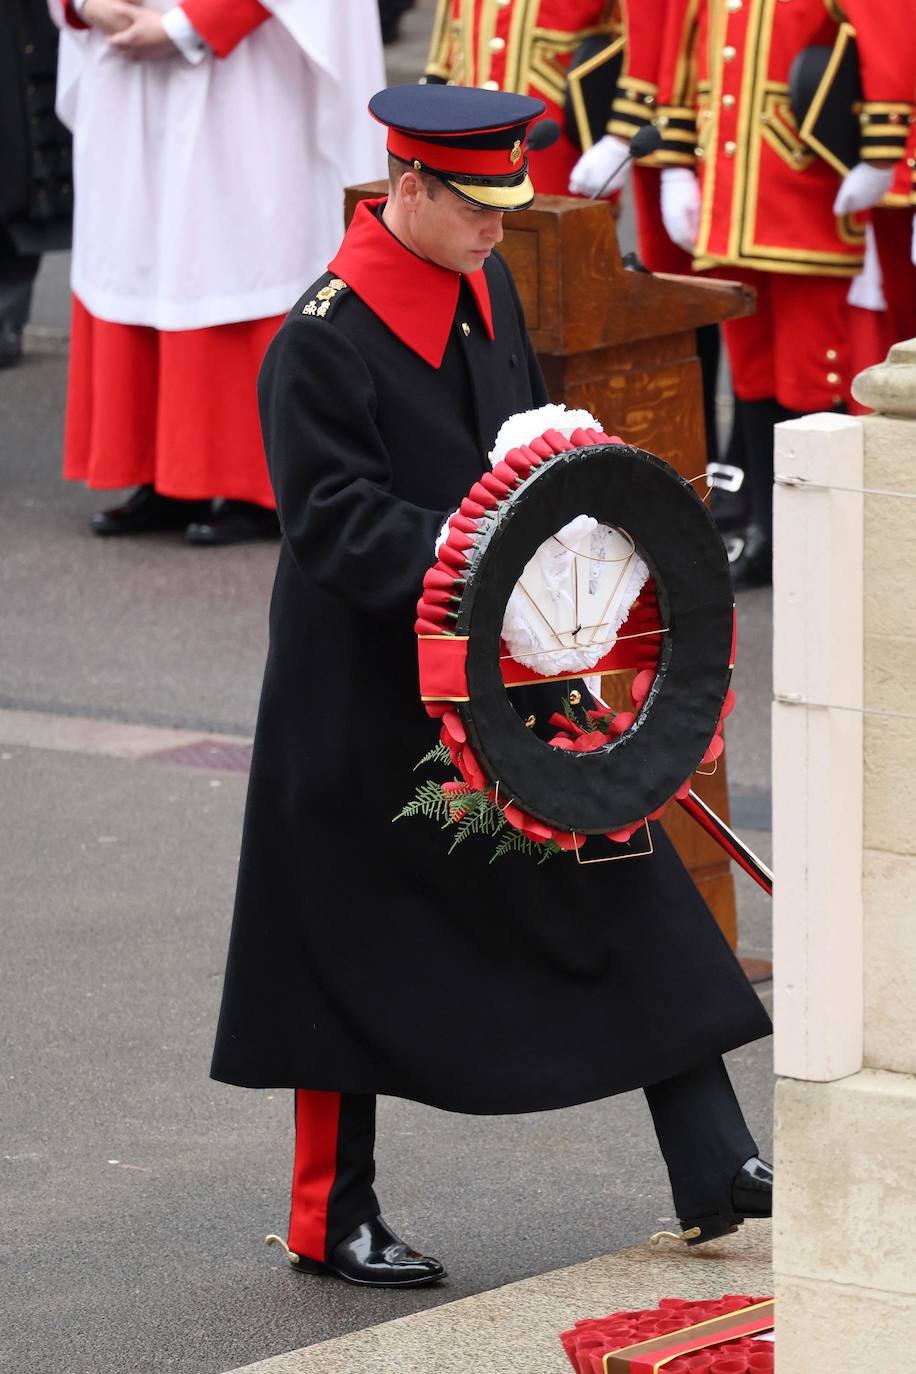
left=51, top=0, right=386, bottom=504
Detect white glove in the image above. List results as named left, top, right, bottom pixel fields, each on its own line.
left=568, top=133, right=632, bottom=198
left=435, top=512, right=456, bottom=555
left=847, top=223, right=887, bottom=311
left=833, top=162, right=894, bottom=216
left=660, top=167, right=701, bottom=253
left=501, top=515, right=649, bottom=675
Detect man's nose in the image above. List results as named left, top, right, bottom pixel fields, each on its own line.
left=481, top=212, right=504, bottom=245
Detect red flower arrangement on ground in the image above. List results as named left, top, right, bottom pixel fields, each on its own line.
left=560, top=1294, right=774, bottom=1373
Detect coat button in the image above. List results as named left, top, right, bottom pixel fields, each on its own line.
left=461, top=322, right=470, bottom=337
left=826, top=348, right=838, bottom=361
left=724, top=140, right=736, bottom=156
left=490, top=35, right=506, bottom=52
left=722, top=45, right=737, bottom=61
left=827, top=371, right=840, bottom=384
left=726, top=0, right=742, bottom=9
left=483, top=80, right=500, bottom=90
left=723, top=93, right=735, bottom=108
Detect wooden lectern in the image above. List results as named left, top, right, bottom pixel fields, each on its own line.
left=345, top=186, right=755, bottom=946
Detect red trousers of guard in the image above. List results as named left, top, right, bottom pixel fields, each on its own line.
left=713, top=269, right=852, bottom=413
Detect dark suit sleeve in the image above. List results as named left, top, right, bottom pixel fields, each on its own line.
left=258, top=316, right=449, bottom=618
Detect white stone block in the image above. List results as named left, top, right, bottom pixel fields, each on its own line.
left=864, top=715, right=916, bottom=859
left=773, top=413, right=863, bottom=710
left=864, top=848, right=916, bottom=1075
left=774, top=1072, right=916, bottom=1295
left=776, top=1275, right=916, bottom=1374
left=772, top=414, right=864, bottom=1081
left=773, top=702, right=863, bottom=1081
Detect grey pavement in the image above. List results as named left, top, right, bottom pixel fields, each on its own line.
left=1, top=8, right=772, bottom=1372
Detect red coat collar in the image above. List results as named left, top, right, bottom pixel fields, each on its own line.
left=328, top=198, right=495, bottom=369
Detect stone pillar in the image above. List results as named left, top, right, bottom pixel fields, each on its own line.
left=772, top=340, right=916, bottom=1369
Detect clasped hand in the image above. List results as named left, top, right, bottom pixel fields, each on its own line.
left=82, top=0, right=177, bottom=59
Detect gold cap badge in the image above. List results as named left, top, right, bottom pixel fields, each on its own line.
left=509, top=139, right=522, bottom=166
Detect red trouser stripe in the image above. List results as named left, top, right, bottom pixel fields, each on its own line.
left=288, top=1090, right=342, bottom=1260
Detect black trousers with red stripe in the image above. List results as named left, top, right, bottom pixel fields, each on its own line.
left=288, top=1056, right=756, bottom=1260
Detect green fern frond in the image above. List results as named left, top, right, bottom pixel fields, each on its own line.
left=413, top=740, right=452, bottom=771
left=490, top=831, right=561, bottom=863
left=393, top=779, right=454, bottom=826
left=447, top=791, right=506, bottom=852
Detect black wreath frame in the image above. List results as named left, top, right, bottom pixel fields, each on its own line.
left=453, top=444, right=734, bottom=835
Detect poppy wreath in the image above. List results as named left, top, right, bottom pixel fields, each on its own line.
left=405, top=426, right=735, bottom=859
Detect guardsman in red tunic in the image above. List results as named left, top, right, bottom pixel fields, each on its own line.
left=584, top=0, right=690, bottom=273
left=653, top=0, right=915, bottom=584
left=423, top=0, right=621, bottom=195
left=872, top=86, right=916, bottom=350
left=568, top=0, right=726, bottom=469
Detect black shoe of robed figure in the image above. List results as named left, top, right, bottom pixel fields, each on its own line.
left=90, top=484, right=210, bottom=536
left=295, top=1216, right=446, bottom=1288
left=185, top=499, right=280, bottom=546
left=679, top=1156, right=773, bottom=1247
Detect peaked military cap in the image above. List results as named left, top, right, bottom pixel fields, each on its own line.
left=369, top=84, right=546, bottom=211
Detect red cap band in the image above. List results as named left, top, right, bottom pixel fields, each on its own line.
left=387, top=128, right=525, bottom=178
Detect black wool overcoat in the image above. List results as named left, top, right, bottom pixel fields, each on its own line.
left=0, top=0, right=72, bottom=253
left=210, top=239, right=771, bottom=1114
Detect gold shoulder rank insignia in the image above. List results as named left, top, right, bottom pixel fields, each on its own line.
left=302, top=277, right=348, bottom=317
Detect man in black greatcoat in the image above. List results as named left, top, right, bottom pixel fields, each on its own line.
left=211, top=84, right=773, bottom=1288
left=0, top=0, right=72, bottom=367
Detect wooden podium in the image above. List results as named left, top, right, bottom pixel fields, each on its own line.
left=345, top=187, right=755, bottom=946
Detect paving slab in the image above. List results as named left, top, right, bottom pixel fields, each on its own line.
left=225, top=1224, right=772, bottom=1374
left=1, top=740, right=771, bottom=1374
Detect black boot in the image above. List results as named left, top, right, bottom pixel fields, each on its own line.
left=90, top=485, right=210, bottom=536
left=291, top=1215, right=446, bottom=1288
left=678, top=1155, right=773, bottom=1247
left=730, top=398, right=803, bottom=587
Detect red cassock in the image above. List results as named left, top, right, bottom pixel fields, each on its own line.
left=424, top=0, right=622, bottom=195
left=653, top=0, right=915, bottom=413
left=63, top=0, right=280, bottom=507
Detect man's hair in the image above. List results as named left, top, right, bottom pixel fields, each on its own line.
left=387, top=154, right=441, bottom=199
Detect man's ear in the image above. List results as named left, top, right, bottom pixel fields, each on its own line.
left=397, top=171, right=424, bottom=214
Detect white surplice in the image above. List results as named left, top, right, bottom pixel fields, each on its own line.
left=50, top=0, right=387, bottom=330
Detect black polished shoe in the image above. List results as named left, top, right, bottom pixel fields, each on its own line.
left=295, top=1216, right=446, bottom=1288
left=729, top=523, right=772, bottom=588
left=185, top=499, right=280, bottom=546
left=678, top=1156, right=773, bottom=1247
left=91, top=484, right=210, bottom=536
